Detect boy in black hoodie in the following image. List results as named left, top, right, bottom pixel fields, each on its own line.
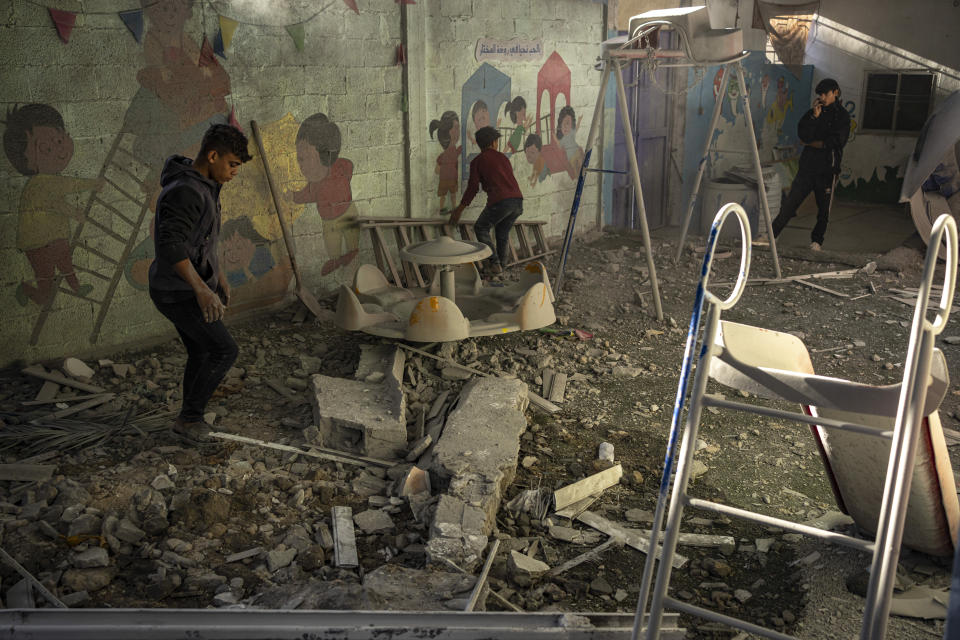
left=770, top=78, right=850, bottom=251
left=149, top=124, right=251, bottom=443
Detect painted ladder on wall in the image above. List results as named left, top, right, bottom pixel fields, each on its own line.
left=30, top=132, right=153, bottom=345
left=355, top=217, right=551, bottom=289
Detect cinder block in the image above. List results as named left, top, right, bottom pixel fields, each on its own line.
left=440, top=0, right=474, bottom=18
left=345, top=67, right=387, bottom=95
left=309, top=373, right=406, bottom=459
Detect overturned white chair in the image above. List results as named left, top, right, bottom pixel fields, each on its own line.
left=635, top=204, right=959, bottom=640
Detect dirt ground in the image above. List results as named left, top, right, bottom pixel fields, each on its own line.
left=1, top=221, right=958, bottom=639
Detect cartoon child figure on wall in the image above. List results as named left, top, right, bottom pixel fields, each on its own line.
left=556, top=106, right=584, bottom=180
left=523, top=134, right=550, bottom=187
left=287, top=113, right=359, bottom=277
left=3, top=104, right=103, bottom=307
left=429, top=111, right=460, bottom=214
left=504, top=96, right=533, bottom=154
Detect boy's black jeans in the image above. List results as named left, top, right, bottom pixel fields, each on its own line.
left=150, top=292, right=238, bottom=423
left=474, top=197, right=522, bottom=268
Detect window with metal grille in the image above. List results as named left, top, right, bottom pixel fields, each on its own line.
left=861, top=71, right=936, bottom=134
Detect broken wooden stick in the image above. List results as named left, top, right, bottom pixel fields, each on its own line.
left=22, top=366, right=105, bottom=394
left=397, top=344, right=559, bottom=414
left=553, top=464, right=622, bottom=512
left=0, top=464, right=56, bottom=482
left=0, top=546, right=66, bottom=608
left=441, top=554, right=523, bottom=613
left=464, top=539, right=500, bottom=612
left=38, top=393, right=115, bottom=420
left=576, top=510, right=687, bottom=569
left=208, top=432, right=394, bottom=468
left=795, top=278, right=849, bottom=298
left=549, top=536, right=623, bottom=577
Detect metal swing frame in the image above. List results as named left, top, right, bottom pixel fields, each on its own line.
left=633, top=203, right=958, bottom=640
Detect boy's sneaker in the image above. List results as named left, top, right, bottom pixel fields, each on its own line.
left=752, top=233, right=770, bottom=246
left=809, top=242, right=822, bottom=251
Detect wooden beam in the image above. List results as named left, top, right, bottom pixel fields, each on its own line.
left=554, top=464, right=622, bottom=511
left=576, top=510, right=687, bottom=569
left=22, top=366, right=105, bottom=394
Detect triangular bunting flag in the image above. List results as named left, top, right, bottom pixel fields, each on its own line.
left=286, top=23, right=305, bottom=51
left=228, top=106, right=243, bottom=132
left=48, top=8, right=76, bottom=44
left=218, top=15, right=239, bottom=50
left=118, top=9, right=144, bottom=43
left=213, top=29, right=226, bottom=58
left=343, top=0, right=359, bottom=14
left=199, top=35, right=217, bottom=67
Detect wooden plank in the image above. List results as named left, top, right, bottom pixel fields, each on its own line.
left=577, top=510, right=688, bottom=569
left=369, top=228, right=387, bottom=276
left=554, top=464, right=622, bottom=511
left=0, top=464, right=56, bottom=482
left=373, top=226, right=403, bottom=286
left=529, top=223, right=549, bottom=255
left=396, top=225, right=426, bottom=287
left=548, top=537, right=622, bottom=577
left=464, top=539, right=500, bottom=612
left=795, top=279, right=849, bottom=298
left=547, top=372, right=567, bottom=404
left=514, top=224, right=533, bottom=260
left=22, top=366, right=105, bottom=394
left=22, top=392, right=112, bottom=407
left=541, top=369, right=555, bottom=398
left=39, top=393, right=114, bottom=420
left=553, top=494, right=600, bottom=519
left=225, top=547, right=263, bottom=563
left=34, top=381, right=60, bottom=402
left=332, top=506, right=359, bottom=568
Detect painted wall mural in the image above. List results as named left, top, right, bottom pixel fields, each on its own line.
left=682, top=52, right=813, bottom=212
left=1, top=0, right=367, bottom=351
left=288, top=112, right=360, bottom=277
left=438, top=52, right=587, bottom=202
left=429, top=110, right=461, bottom=214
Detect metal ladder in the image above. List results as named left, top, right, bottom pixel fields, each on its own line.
left=30, top=131, right=154, bottom=345
left=633, top=204, right=958, bottom=640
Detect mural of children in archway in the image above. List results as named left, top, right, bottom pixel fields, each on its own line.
left=504, top=96, right=533, bottom=153
left=555, top=105, right=584, bottom=180
left=429, top=111, right=460, bottom=214
left=217, top=216, right=294, bottom=311
left=288, top=113, right=360, bottom=277
left=3, top=103, right=102, bottom=307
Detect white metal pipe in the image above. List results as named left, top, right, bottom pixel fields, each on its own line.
left=703, top=397, right=895, bottom=438
left=663, top=597, right=797, bottom=640
left=685, top=498, right=875, bottom=553
left=734, top=62, right=781, bottom=280
left=674, top=65, right=729, bottom=263
left=643, top=303, right=721, bottom=639
left=613, top=60, right=664, bottom=321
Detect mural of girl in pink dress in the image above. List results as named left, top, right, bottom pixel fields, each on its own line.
left=429, top=111, right=461, bottom=214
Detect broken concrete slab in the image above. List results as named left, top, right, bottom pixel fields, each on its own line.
left=426, top=494, right=489, bottom=570
left=508, top=550, right=550, bottom=576
left=362, top=564, right=477, bottom=611
left=354, top=509, right=395, bottom=534
left=431, top=377, right=529, bottom=530
left=310, top=373, right=407, bottom=459
left=355, top=344, right=405, bottom=388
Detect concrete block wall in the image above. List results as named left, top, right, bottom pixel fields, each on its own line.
left=0, top=0, right=605, bottom=367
